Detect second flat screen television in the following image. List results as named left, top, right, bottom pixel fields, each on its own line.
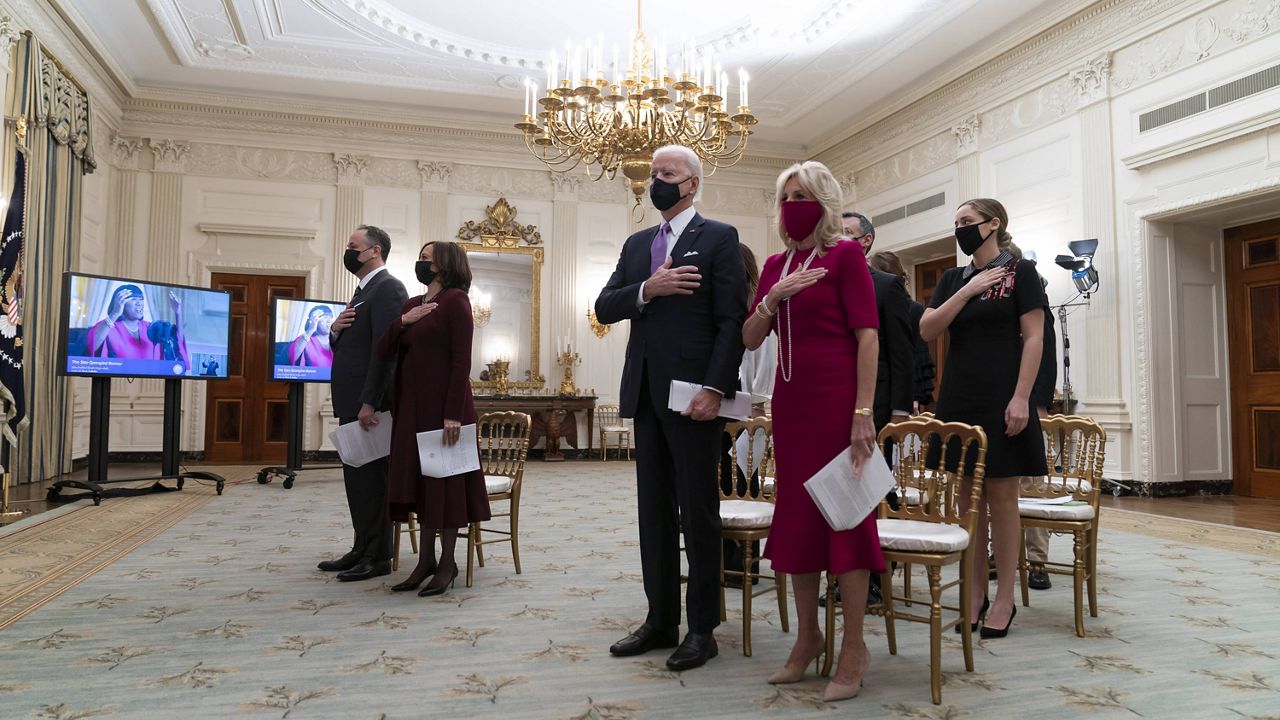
left=270, top=297, right=346, bottom=382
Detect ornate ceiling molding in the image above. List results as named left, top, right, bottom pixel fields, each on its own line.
left=149, top=138, right=191, bottom=172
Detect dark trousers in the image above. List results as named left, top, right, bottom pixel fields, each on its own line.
left=338, top=416, right=392, bottom=562
left=633, top=376, right=724, bottom=634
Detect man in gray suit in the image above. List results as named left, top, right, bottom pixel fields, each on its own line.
left=318, top=224, right=408, bottom=582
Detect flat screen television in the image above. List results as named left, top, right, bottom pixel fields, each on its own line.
left=269, top=297, right=346, bottom=383
left=60, top=272, right=232, bottom=379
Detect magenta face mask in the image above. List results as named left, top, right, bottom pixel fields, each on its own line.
left=780, top=200, right=824, bottom=243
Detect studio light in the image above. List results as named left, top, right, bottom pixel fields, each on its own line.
left=1055, top=239, right=1099, bottom=294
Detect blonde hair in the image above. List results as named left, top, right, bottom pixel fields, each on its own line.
left=774, top=161, right=845, bottom=254
left=957, top=198, right=1015, bottom=252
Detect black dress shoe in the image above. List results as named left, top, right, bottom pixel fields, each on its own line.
left=609, top=623, right=679, bottom=657
left=865, top=583, right=883, bottom=609
left=317, top=551, right=360, bottom=572
left=336, top=559, right=391, bottom=582
left=1028, top=571, right=1052, bottom=590
left=417, top=567, right=458, bottom=597
left=666, top=633, right=718, bottom=671
left=980, top=605, right=1016, bottom=639
left=955, top=596, right=990, bottom=634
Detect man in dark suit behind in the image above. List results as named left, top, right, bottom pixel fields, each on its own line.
left=843, top=211, right=914, bottom=607
left=319, top=224, right=408, bottom=582
left=595, top=145, right=747, bottom=672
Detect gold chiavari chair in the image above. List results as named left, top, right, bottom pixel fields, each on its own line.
left=718, top=417, right=789, bottom=656
left=391, top=514, right=418, bottom=572
left=596, top=403, right=632, bottom=461
left=466, top=411, right=532, bottom=588
left=1017, top=414, right=1106, bottom=637
left=824, top=417, right=988, bottom=705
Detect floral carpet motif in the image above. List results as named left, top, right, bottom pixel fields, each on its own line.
left=0, top=462, right=1278, bottom=719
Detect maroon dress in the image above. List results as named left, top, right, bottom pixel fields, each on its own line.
left=378, top=288, right=491, bottom=529
left=755, top=240, right=886, bottom=575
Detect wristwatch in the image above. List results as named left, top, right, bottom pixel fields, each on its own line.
left=853, top=407, right=873, bottom=417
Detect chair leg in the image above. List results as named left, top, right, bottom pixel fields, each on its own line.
left=903, top=562, right=913, bottom=606
left=408, top=514, right=419, bottom=554
left=391, top=522, right=401, bottom=572
left=959, top=552, right=974, bottom=673
left=742, top=540, right=754, bottom=657
left=928, top=564, right=944, bottom=705
left=1087, top=525, right=1099, bottom=617
left=599, top=432, right=606, bottom=461
left=1019, top=530, right=1031, bottom=608
left=881, top=567, right=897, bottom=656
left=1073, top=529, right=1086, bottom=637
left=465, top=522, right=476, bottom=588
left=775, top=571, right=790, bottom=633
left=822, top=573, right=836, bottom=677
left=510, top=499, right=522, bottom=575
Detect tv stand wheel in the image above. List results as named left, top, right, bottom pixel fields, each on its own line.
left=216, top=479, right=225, bottom=495
left=176, top=477, right=185, bottom=491
left=282, top=474, right=295, bottom=490
left=257, top=470, right=270, bottom=484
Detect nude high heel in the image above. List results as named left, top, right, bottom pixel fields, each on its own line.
left=823, top=642, right=869, bottom=703
left=767, top=640, right=824, bottom=684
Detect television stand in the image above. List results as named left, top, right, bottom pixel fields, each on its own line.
left=47, top=377, right=225, bottom=505
left=256, top=382, right=339, bottom=489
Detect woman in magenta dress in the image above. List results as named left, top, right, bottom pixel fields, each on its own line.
left=377, top=241, right=491, bottom=597
left=742, top=161, right=882, bottom=702
left=84, top=283, right=189, bottom=370
left=288, top=304, right=334, bottom=367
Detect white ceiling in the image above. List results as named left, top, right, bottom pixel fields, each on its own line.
left=58, top=0, right=1076, bottom=151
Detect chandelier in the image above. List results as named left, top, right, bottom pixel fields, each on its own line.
left=470, top=287, right=492, bottom=327
left=515, top=0, right=757, bottom=214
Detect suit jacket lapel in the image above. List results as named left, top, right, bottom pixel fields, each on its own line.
left=668, top=214, right=705, bottom=264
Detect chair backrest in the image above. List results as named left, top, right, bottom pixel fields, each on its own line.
left=597, top=403, right=622, bottom=427
left=478, top=412, right=532, bottom=485
left=1027, top=414, right=1106, bottom=506
left=720, top=417, right=775, bottom=503
left=878, top=418, right=988, bottom=536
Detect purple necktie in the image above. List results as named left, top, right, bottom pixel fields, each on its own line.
left=650, top=222, right=671, bottom=274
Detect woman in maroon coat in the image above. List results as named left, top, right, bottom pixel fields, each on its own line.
left=377, top=240, right=490, bottom=597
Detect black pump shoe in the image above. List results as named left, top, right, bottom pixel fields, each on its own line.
left=418, top=567, right=458, bottom=597
left=980, top=605, right=1017, bottom=639
left=956, top=596, right=990, bottom=634
left=391, top=566, right=436, bottom=592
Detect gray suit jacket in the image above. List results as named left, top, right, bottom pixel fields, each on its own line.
left=330, top=269, right=408, bottom=418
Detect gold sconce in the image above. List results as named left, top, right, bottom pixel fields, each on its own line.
left=586, top=307, right=612, bottom=339
left=471, top=287, right=492, bottom=327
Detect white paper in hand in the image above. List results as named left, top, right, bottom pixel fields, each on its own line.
left=668, top=380, right=751, bottom=420
left=417, top=423, right=481, bottom=477
left=803, top=448, right=897, bottom=531
left=327, top=411, right=393, bottom=468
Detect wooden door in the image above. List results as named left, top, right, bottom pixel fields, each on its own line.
left=914, top=255, right=956, bottom=407
left=1225, top=219, right=1280, bottom=498
left=203, top=273, right=306, bottom=463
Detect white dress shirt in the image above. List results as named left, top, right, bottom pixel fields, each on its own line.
left=357, top=265, right=387, bottom=291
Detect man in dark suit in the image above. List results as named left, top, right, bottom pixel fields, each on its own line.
left=842, top=211, right=914, bottom=607
left=595, top=145, right=747, bottom=672
left=319, top=224, right=408, bottom=582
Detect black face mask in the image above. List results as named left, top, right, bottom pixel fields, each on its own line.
left=649, top=175, right=691, bottom=212
left=343, top=247, right=370, bottom=274
left=955, top=222, right=993, bottom=256
left=415, top=260, right=437, bottom=286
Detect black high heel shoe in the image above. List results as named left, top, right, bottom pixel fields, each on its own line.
left=390, top=565, right=436, bottom=592
left=418, top=566, right=459, bottom=597
left=980, top=605, right=1016, bottom=639
left=955, top=596, right=990, bottom=634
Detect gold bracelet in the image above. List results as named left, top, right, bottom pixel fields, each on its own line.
left=853, top=407, right=873, bottom=417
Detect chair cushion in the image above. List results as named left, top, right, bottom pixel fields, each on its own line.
left=485, top=474, right=514, bottom=494
left=720, top=500, right=774, bottom=530
left=1018, top=501, right=1095, bottom=521
left=602, top=425, right=629, bottom=433
left=877, top=518, right=970, bottom=553
left=1023, top=478, right=1094, bottom=494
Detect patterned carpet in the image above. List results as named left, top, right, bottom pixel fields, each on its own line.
left=0, top=461, right=1278, bottom=719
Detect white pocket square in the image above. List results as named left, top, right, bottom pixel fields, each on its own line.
left=683, top=251, right=699, bottom=257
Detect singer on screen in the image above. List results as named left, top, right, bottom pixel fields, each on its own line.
left=84, top=284, right=189, bottom=369
left=288, top=304, right=335, bottom=367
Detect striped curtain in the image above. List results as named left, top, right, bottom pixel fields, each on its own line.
left=5, top=35, right=96, bottom=482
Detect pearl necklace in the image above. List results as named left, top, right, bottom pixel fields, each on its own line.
left=777, top=245, right=819, bottom=383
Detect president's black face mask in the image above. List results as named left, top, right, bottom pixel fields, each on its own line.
left=415, top=260, right=437, bottom=286
left=955, top=222, right=992, bottom=256
left=649, top=175, right=691, bottom=211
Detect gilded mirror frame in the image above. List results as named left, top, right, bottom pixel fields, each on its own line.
left=459, top=198, right=546, bottom=391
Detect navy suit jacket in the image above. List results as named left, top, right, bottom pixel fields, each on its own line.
left=330, top=269, right=408, bottom=418
left=870, top=267, right=915, bottom=428
left=594, top=213, right=747, bottom=418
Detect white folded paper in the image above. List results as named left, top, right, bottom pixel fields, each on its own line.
left=803, top=447, right=897, bottom=531
left=328, top=412, right=393, bottom=468
left=668, top=380, right=751, bottom=420
left=417, top=423, right=481, bottom=477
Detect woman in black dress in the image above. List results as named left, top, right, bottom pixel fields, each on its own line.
left=919, top=198, right=1046, bottom=638
left=377, top=241, right=491, bottom=597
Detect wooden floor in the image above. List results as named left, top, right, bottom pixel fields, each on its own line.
left=5, top=467, right=1280, bottom=532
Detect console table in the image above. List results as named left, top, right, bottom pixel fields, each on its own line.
left=474, top=395, right=597, bottom=461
